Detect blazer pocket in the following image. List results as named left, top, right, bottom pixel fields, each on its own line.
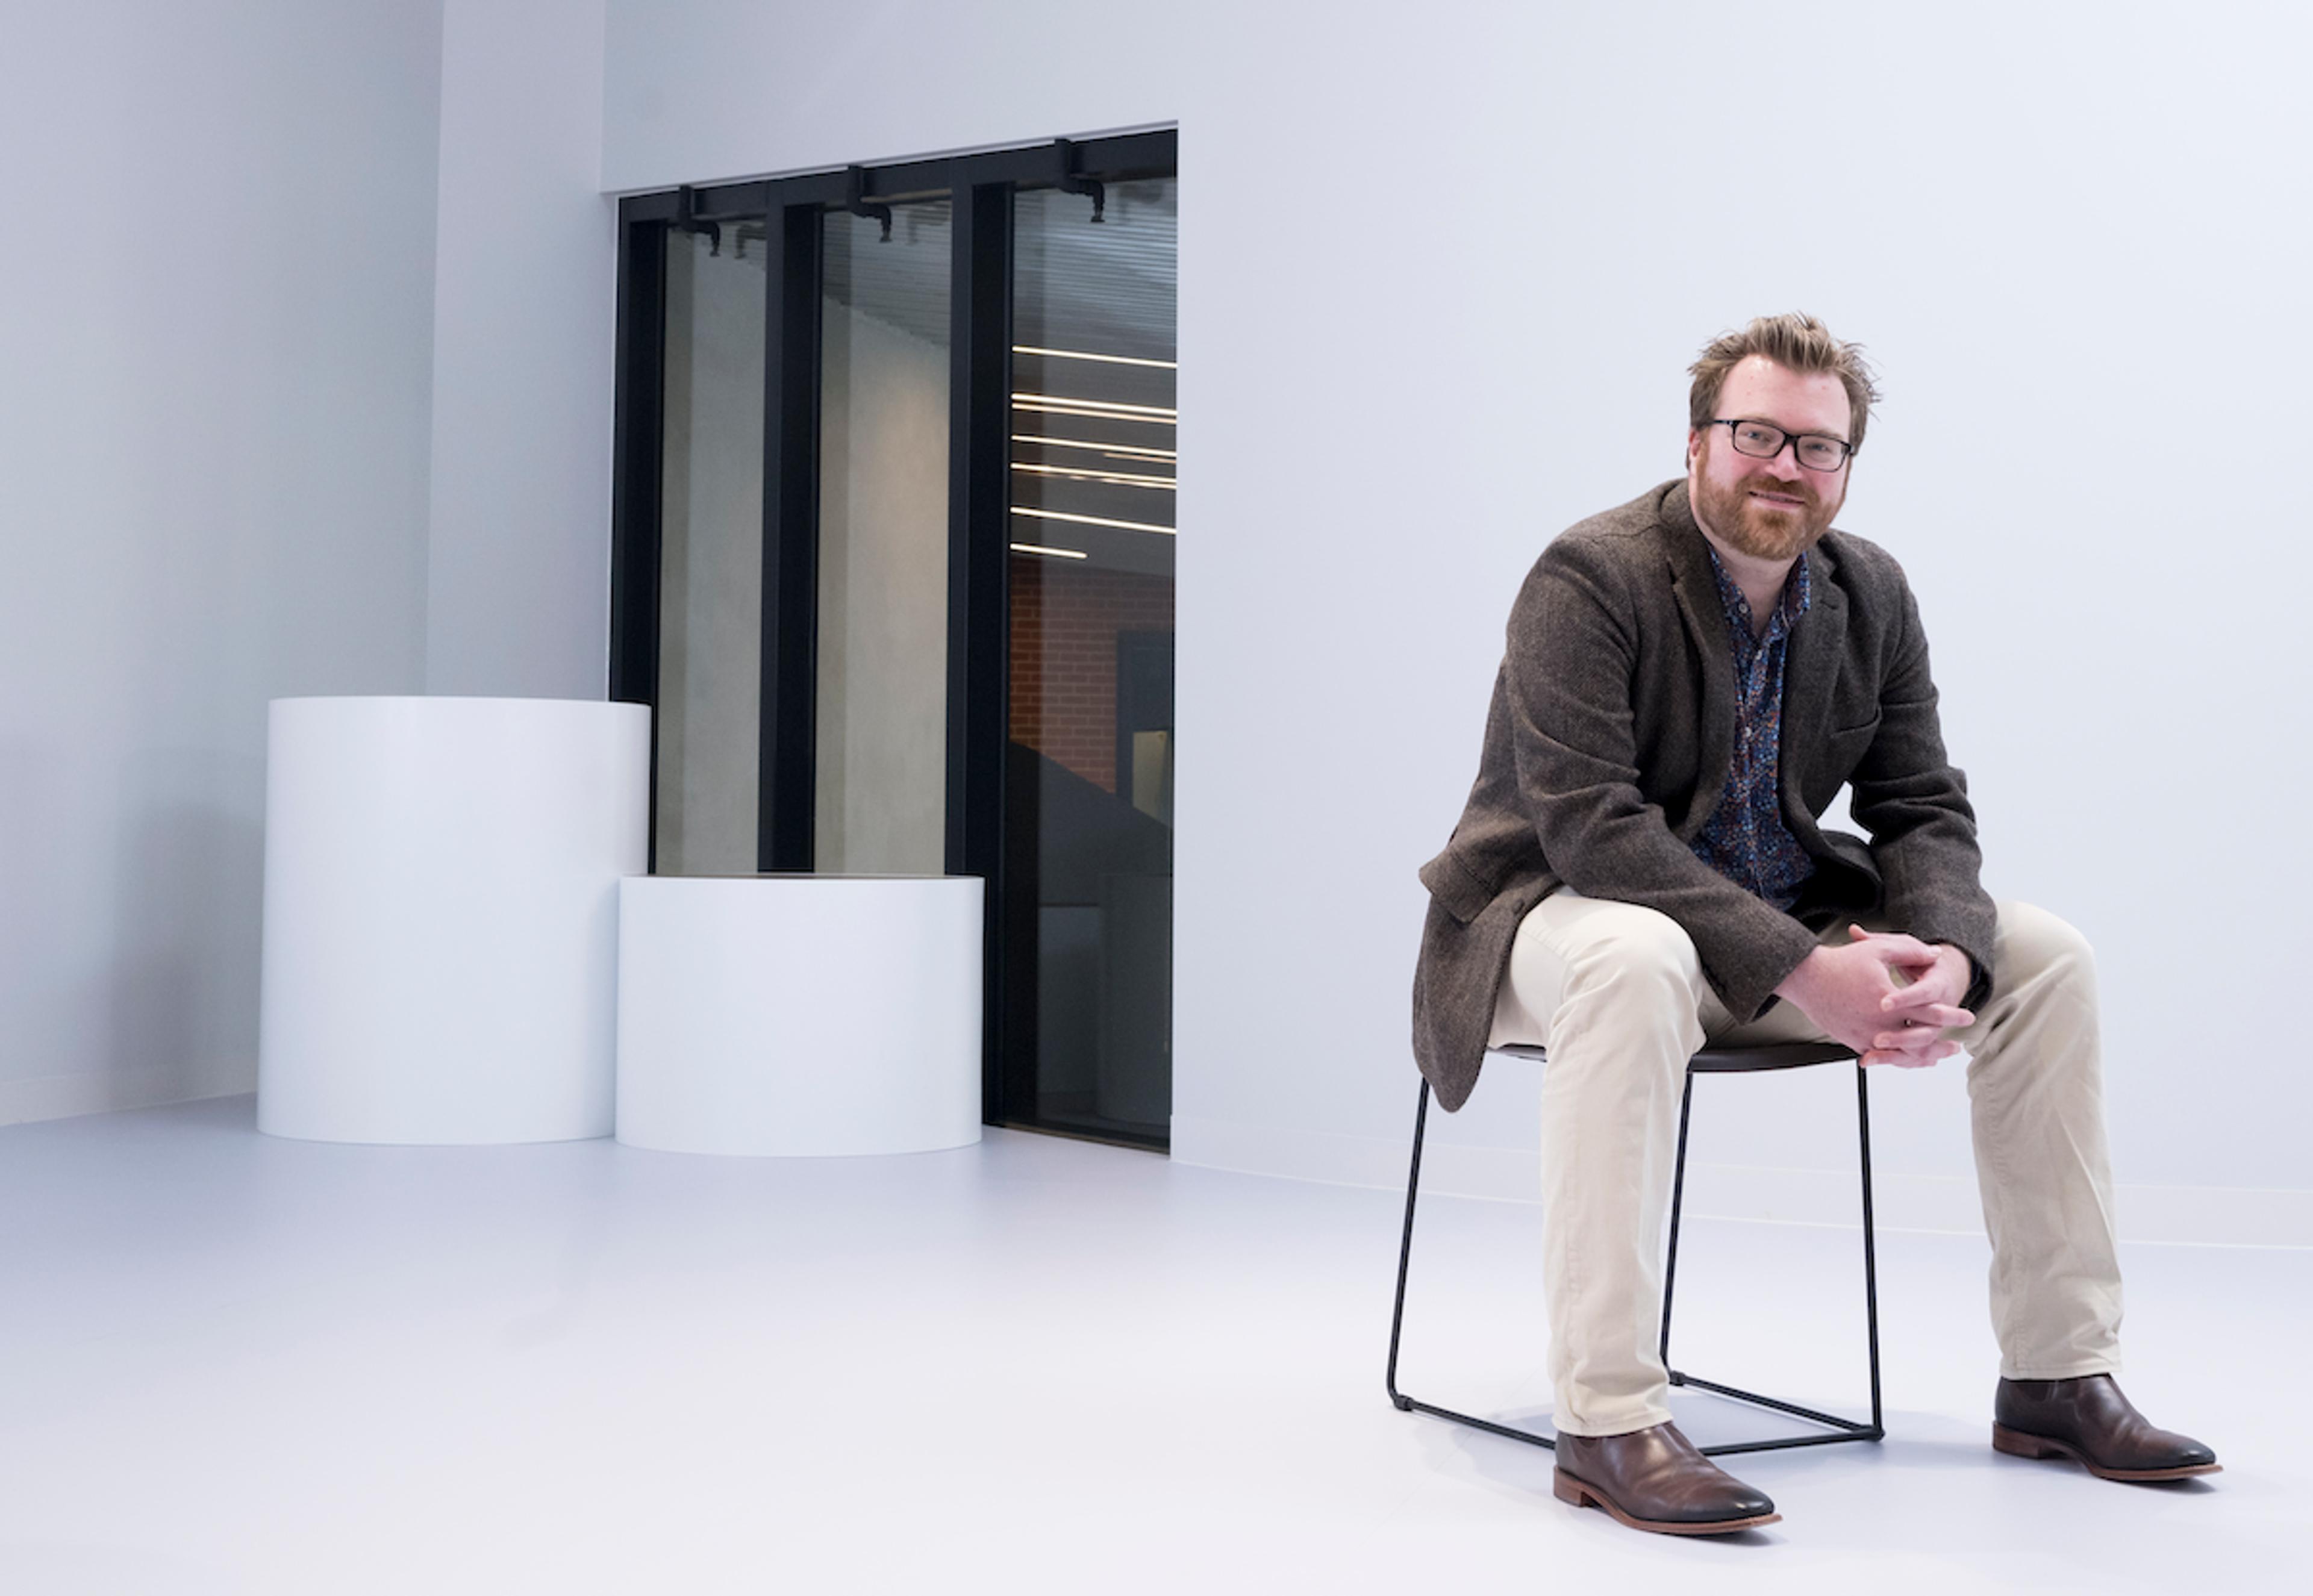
left=1825, top=712, right=1882, bottom=755
left=1419, top=850, right=1500, bottom=927
left=1818, top=712, right=1882, bottom=784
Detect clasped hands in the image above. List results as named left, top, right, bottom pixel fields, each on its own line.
left=1774, top=925, right=1975, bottom=1068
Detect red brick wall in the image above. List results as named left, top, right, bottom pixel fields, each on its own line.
left=1009, top=560, right=1175, bottom=794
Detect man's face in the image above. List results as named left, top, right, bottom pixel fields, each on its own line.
left=1685, top=355, right=1852, bottom=561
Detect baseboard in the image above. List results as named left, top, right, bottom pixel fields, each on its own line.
left=0, top=1059, right=256, bottom=1130
left=1169, top=1115, right=2313, bottom=1250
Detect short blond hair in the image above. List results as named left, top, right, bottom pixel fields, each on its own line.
left=1689, top=313, right=1881, bottom=452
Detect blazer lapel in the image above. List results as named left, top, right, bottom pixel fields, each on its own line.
left=1661, top=484, right=1736, bottom=833
left=1778, top=541, right=1847, bottom=834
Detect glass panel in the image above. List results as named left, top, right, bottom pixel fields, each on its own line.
left=655, top=223, right=766, bottom=874
left=816, top=200, right=953, bottom=873
left=1008, top=178, right=1177, bottom=1144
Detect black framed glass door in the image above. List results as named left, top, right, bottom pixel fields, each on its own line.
left=610, top=134, right=1178, bottom=1149
left=1004, top=178, right=1177, bottom=1146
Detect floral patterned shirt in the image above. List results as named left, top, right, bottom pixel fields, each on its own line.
left=1688, top=546, right=1815, bottom=911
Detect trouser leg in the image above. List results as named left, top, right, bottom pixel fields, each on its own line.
left=1493, top=890, right=1709, bottom=1437
left=1952, top=901, right=2123, bottom=1377
left=1706, top=898, right=2126, bottom=1377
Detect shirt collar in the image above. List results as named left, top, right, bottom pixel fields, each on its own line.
left=1702, top=543, right=1811, bottom=644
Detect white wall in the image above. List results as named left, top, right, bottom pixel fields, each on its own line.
left=0, top=0, right=446, bottom=1123
left=605, top=0, right=2313, bottom=1243
left=2, top=0, right=2297, bottom=1242
left=424, top=0, right=613, bottom=699
left=0, top=0, right=611, bottom=1128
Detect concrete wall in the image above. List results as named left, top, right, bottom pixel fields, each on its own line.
left=603, top=0, right=2313, bottom=1243
left=815, top=213, right=952, bottom=877
left=654, top=227, right=764, bottom=876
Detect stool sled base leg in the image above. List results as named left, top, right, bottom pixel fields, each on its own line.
left=1389, top=1061, right=1885, bottom=1457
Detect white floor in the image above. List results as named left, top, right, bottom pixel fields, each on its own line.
left=0, top=1098, right=2303, bottom=1595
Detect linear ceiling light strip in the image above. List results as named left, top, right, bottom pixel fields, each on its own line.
left=1011, top=405, right=1176, bottom=427
left=1012, top=345, right=1180, bottom=372
left=1009, top=434, right=1179, bottom=461
left=1011, top=506, right=1176, bottom=536
left=1011, top=391, right=1178, bottom=418
left=1010, top=463, right=1176, bottom=489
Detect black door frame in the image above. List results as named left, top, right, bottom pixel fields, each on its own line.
left=609, top=129, right=1178, bottom=1133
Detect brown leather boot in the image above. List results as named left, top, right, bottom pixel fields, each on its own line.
left=1993, top=1374, right=2220, bottom=1482
left=1552, top=1422, right=1780, bottom=1535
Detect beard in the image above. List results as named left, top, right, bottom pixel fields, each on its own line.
left=1691, top=463, right=1842, bottom=561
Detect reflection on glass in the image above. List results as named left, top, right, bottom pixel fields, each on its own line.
left=655, top=223, right=766, bottom=874
left=816, top=201, right=952, bottom=874
left=1007, top=178, right=1178, bottom=1144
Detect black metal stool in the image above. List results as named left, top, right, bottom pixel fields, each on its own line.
left=1385, top=1040, right=1884, bottom=1457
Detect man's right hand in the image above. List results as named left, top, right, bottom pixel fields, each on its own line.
left=1774, top=926, right=1974, bottom=1068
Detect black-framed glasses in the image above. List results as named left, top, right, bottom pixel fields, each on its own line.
left=1704, top=417, right=1853, bottom=472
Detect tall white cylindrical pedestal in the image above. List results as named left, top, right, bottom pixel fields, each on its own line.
left=257, top=696, right=649, bottom=1144
left=615, top=876, right=983, bottom=1156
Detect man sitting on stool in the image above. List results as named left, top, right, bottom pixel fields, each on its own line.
left=1409, top=312, right=2217, bottom=1536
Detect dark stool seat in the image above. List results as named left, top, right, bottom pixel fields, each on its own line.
left=1385, top=1040, right=1884, bottom=1457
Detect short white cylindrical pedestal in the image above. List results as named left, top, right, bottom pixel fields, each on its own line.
left=257, top=696, right=649, bottom=1144
left=615, top=876, right=983, bottom=1156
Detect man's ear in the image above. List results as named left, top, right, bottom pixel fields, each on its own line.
left=1685, top=429, right=1703, bottom=469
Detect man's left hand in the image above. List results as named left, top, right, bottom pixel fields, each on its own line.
left=1847, top=926, right=1973, bottom=1067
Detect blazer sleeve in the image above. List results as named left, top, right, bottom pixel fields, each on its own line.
left=1845, top=576, right=1998, bottom=1007
left=1505, top=537, right=1823, bottom=1020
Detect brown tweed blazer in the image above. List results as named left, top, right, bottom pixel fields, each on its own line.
left=1411, top=480, right=1996, bottom=1112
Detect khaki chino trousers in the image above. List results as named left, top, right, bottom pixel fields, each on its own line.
left=1488, top=890, right=2123, bottom=1438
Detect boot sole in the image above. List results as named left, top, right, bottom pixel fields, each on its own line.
left=1992, top=1423, right=2223, bottom=1482
left=1552, top=1468, right=1781, bottom=1535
